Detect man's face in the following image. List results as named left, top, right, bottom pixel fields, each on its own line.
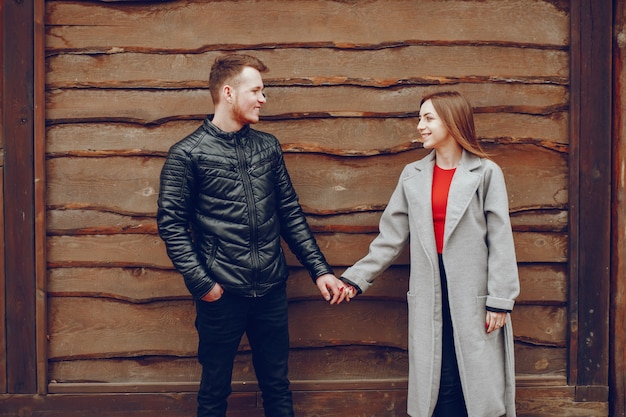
left=229, top=66, right=266, bottom=125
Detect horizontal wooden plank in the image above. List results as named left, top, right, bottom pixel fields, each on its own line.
left=293, top=389, right=409, bottom=417
left=47, top=157, right=163, bottom=216
left=516, top=390, right=609, bottom=417
left=288, top=299, right=408, bottom=349
left=47, top=263, right=566, bottom=305
left=488, top=145, right=568, bottom=212
left=0, top=388, right=608, bottom=417
left=46, top=47, right=568, bottom=89
left=45, top=84, right=568, bottom=124
left=46, top=144, right=566, bottom=215
left=517, top=264, right=567, bottom=304
left=48, top=346, right=409, bottom=384
left=47, top=298, right=410, bottom=359
left=47, top=298, right=198, bottom=360
left=45, top=1, right=568, bottom=52
left=283, top=231, right=566, bottom=265
left=47, top=341, right=564, bottom=385
left=47, top=379, right=410, bottom=394
left=49, top=357, right=200, bottom=385
left=509, top=209, right=568, bottom=232
left=47, top=267, right=190, bottom=302
left=287, top=144, right=567, bottom=213
left=45, top=113, right=568, bottom=157
left=511, top=232, right=568, bottom=263
left=47, top=229, right=566, bottom=269
left=511, top=305, right=567, bottom=347
left=47, top=210, right=158, bottom=235
left=45, top=208, right=568, bottom=238
left=515, top=344, right=566, bottom=377
left=47, top=296, right=564, bottom=360
left=46, top=376, right=569, bottom=393
left=47, top=234, right=172, bottom=268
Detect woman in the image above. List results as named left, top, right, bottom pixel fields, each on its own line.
left=342, top=91, right=519, bottom=417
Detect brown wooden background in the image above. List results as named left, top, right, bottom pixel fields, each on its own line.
left=45, top=0, right=572, bottom=410
left=0, top=0, right=623, bottom=416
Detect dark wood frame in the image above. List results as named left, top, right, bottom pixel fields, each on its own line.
left=610, top=1, right=626, bottom=416
left=2, top=0, right=39, bottom=394
left=0, top=0, right=6, bottom=396
left=1, top=0, right=622, bottom=414
left=568, top=0, right=613, bottom=403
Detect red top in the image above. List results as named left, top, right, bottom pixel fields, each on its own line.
left=432, top=165, right=456, bottom=254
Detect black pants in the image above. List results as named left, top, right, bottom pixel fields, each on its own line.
left=194, top=284, right=294, bottom=417
left=433, top=255, right=468, bottom=417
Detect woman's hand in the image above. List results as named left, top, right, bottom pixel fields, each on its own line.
left=345, top=286, right=358, bottom=301
left=485, top=311, right=507, bottom=334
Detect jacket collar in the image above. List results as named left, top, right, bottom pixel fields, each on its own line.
left=203, top=116, right=250, bottom=141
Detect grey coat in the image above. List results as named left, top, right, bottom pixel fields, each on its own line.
left=342, top=150, right=519, bottom=417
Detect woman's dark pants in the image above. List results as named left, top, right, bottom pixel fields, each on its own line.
left=194, top=284, right=294, bottom=417
left=434, top=256, right=469, bottom=417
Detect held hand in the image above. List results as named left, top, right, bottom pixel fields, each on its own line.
left=485, top=311, right=507, bottom=334
left=345, top=286, right=358, bottom=301
left=201, top=282, right=224, bottom=303
left=316, top=274, right=349, bottom=305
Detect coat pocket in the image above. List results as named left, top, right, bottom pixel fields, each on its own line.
left=199, top=235, right=218, bottom=270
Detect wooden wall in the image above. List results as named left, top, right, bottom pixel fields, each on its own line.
left=39, top=0, right=606, bottom=415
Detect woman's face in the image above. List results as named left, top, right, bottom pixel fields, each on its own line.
left=417, top=99, right=454, bottom=150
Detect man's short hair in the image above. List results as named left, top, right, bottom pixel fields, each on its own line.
left=209, top=54, right=268, bottom=104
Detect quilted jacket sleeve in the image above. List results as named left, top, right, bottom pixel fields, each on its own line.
left=157, top=143, right=215, bottom=299
left=271, top=141, right=334, bottom=281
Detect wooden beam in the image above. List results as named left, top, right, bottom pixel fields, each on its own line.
left=0, top=168, right=5, bottom=394
left=611, top=0, right=626, bottom=416
left=0, top=386, right=610, bottom=417
left=0, top=0, right=6, bottom=395
left=33, top=0, right=46, bottom=395
left=568, top=0, right=612, bottom=402
left=1, top=0, right=37, bottom=393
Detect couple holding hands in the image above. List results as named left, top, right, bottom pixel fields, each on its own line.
left=157, top=54, right=519, bottom=417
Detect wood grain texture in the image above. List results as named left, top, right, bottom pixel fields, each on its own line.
left=46, top=84, right=568, bottom=124
left=45, top=145, right=565, bottom=216
left=568, top=0, right=612, bottom=400
left=2, top=0, right=38, bottom=394
left=0, top=390, right=610, bottom=417
left=46, top=297, right=565, bottom=360
left=47, top=343, right=566, bottom=384
left=46, top=230, right=565, bottom=269
left=45, top=0, right=568, bottom=52
left=45, top=114, right=568, bottom=156
left=0, top=169, right=5, bottom=393
left=36, top=0, right=596, bottom=414
left=46, top=47, right=568, bottom=89
left=0, top=389, right=610, bottom=417
left=47, top=263, right=566, bottom=305
left=611, top=1, right=626, bottom=415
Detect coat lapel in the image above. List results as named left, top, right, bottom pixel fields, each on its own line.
left=444, top=150, right=482, bottom=244
left=404, top=151, right=438, bottom=258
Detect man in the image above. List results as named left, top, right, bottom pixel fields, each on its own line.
left=157, top=53, right=347, bottom=417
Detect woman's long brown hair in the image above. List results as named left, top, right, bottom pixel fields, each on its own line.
left=420, top=91, right=489, bottom=158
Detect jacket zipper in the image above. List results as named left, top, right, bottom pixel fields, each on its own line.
left=235, top=136, right=260, bottom=296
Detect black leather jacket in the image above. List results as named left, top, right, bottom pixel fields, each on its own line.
left=157, top=117, right=333, bottom=299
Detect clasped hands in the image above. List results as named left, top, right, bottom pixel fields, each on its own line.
left=201, top=274, right=357, bottom=304
left=315, top=273, right=357, bottom=305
